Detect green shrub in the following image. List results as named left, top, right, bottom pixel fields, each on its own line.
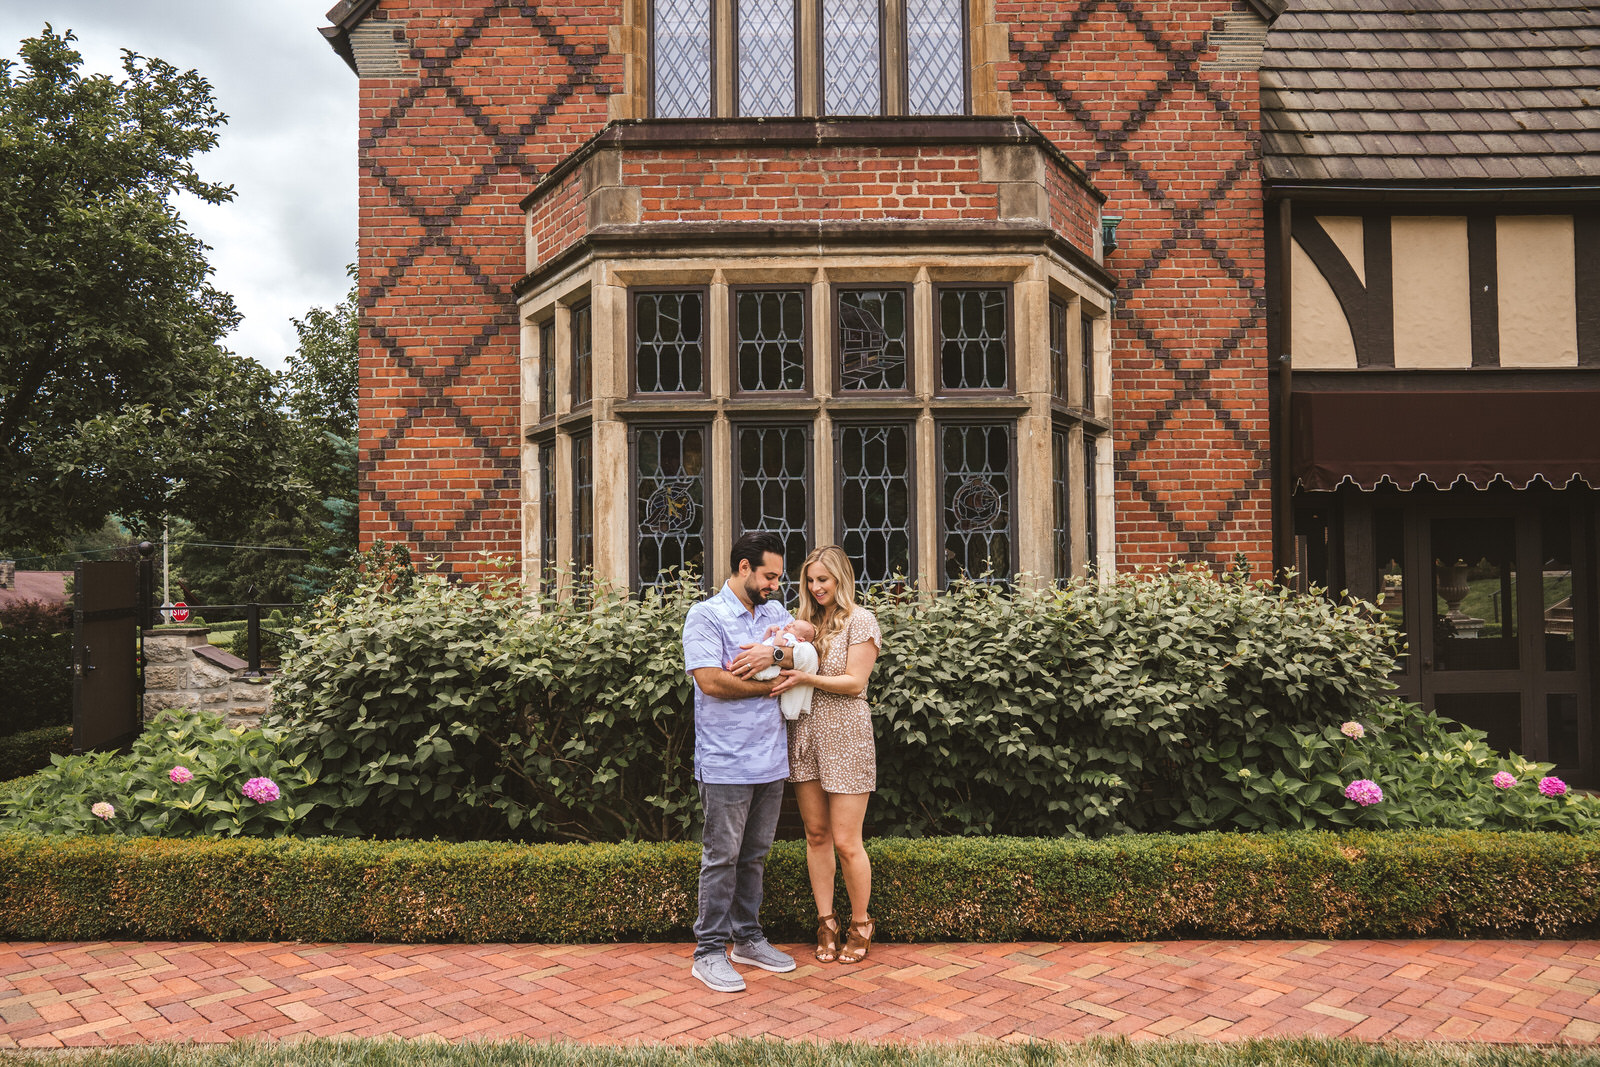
left=2, top=830, right=1597, bottom=943
left=0, top=711, right=322, bottom=837
left=0, top=724, right=71, bottom=780
left=0, top=598, right=72, bottom=735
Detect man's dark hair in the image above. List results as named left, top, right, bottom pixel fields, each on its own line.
left=730, top=532, right=785, bottom=574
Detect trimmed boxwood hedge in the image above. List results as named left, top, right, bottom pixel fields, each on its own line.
left=2, top=830, right=1598, bottom=943
left=0, top=724, right=72, bottom=781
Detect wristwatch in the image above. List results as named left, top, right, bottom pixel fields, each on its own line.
left=772, top=646, right=784, bottom=664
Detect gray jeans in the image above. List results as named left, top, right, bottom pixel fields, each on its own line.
left=694, top=779, right=785, bottom=959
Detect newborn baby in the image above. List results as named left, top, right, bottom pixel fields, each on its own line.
left=754, top=619, right=819, bottom=721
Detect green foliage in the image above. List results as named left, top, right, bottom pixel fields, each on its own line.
left=0, top=711, right=321, bottom=838
left=0, top=724, right=71, bottom=780
left=0, top=598, right=71, bottom=734
left=3, top=830, right=1599, bottom=943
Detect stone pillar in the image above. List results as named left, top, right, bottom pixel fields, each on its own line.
left=141, top=627, right=275, bottom=729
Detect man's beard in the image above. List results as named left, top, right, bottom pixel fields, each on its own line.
left=743, top=575, right=770, bottom=604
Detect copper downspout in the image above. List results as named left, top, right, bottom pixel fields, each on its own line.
left=1276, top=197, right=1294, bottom=580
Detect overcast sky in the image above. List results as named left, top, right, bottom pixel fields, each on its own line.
left=1, top=2, right=357, bottom=373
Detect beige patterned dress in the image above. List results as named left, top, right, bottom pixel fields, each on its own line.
left=786, top=608, right=883, bottom=794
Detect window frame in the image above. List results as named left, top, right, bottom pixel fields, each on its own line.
left=833, top=417, right=919, bottom=586
left=832, top=283, right=915, bottom=396
left=933, top=282, right=1015, bottom=395
left=629, top=420, right=714, bottom=592
left=538, top=318, right=557, bottom=422
left=570, top=300, right=594, bottom=411
left=649, top=0, right=718, bottom=119
left=571, top=430, right=595, bottom=577
left=1051, top=422, right=1071, bottom=584
left=935, top=419, right=1018, bottom=588
left=629, top=285, right=712, bottom=398
left=734, top=0, right=803, bottom=118
left=539, top=439, right=557, bottom=586
left=730, top=416, right=814, bottom=595
left=816, top=0, right=888, bottom=117
left=730, top=284, right=813, bottom=397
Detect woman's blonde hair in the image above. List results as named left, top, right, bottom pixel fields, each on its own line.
left=795, top=545, right=858, bottom=661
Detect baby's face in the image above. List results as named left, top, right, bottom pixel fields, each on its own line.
left=786, top=620, right=817, bottom=642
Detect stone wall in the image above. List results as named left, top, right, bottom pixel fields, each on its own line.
left=142, top=628, right=273, bottom=728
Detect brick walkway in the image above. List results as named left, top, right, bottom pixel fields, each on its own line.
left=2, top=940, right=1599, bottom=1048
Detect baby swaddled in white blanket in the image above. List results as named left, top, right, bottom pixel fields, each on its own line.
left=753, top=619, right=819, bottom=720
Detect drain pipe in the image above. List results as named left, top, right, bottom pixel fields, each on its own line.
left=1275, top=197, right=1294, bottom=581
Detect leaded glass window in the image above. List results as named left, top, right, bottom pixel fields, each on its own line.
left=738, top=0, right=797, bottom=117
left=572, top=432, right=594, bottom=575
left=1052, top=427, right=1070, bottom=583
left=837, top=287, right=908, bottom=391
left=652, top=0, right=712, bottom=118
left=735, top=289, right=806, bottom=391
left=938, top=287, right=1008, bottom=391
left=539, top=441, right=556, bottom=583
left=839, top=424, right=912, bottom=585
left=941, top=424, right=1011, bottom=586
left=736, top=424, right=809, bottom=591
left=636, top=426, right=707, bottom=588
left=572, top=302, right=592, bottom=408
left=822, top=0, right=882, bottom=115
left=1084, top=432, right=1099, bottom=573
left=1048, top=297, right=1067, bottom=402
left=906, top=0, right=964, bottom=115
left=1081, top=314, right=1096, bottom=409
left=539, top=320, right=556, bottom=419
left=635, top=290, right=705, bottom=393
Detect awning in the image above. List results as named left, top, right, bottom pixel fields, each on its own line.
left=1291, top=390, right=1600, bottom=492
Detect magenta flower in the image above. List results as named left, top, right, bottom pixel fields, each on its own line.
left=1340, top=721, right=1365, bottom=740
left=1492, top=772, right=1517, bottom=789
left=169, top=766, right=194, bottom=785
left=1344, top=779, right=1383, bottom=806
left=241, top=777, right=280, bottom=804
left=1539, top=776, right=1568, bottom=798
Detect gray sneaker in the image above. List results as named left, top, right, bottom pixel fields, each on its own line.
left=730, top=938, right=796, bottom=973
left=692, top=952, right=746, bottom=992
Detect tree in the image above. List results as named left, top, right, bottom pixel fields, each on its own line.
left=0, top=27, right=278, bottom=552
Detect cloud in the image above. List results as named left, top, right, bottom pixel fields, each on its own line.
left=0, top=1, right=358, bottom=371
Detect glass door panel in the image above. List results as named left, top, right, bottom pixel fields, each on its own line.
left=1542, top=509, right=1576, bottom=672
left=1434, top=692, right=1522, bottom=757
left=1431, top=516, right=1518, bottom=672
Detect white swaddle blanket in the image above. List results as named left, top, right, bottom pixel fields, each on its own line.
left=754, top=638, right=819, bottom=720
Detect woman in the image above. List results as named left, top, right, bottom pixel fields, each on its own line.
left=771, top=545, right=882, bottom=964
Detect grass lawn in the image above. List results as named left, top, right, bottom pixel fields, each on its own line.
left=1, top=1040, right=1597, bottom=1067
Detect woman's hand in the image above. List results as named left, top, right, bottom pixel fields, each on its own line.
left=769, top=668, right=814, bottom=695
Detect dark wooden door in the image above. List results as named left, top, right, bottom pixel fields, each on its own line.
left=72, top=560, right=141, bottom=753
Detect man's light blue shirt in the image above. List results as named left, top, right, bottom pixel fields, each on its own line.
left=682, top=581, right=793, bottom=784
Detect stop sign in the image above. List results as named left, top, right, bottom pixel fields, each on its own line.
left=170, top=602, right=190, bottom=623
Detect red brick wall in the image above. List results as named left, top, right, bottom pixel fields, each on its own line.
left=352, top=0, right=1270, bottom=575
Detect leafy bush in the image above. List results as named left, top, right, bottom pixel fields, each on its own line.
left=0, top=711, right=321, bottom=837
left=0, top=597, right=72, bottom=735
left=3, top=830, right=1599, bottom=943
left=0, top=724, right=71, bottom=780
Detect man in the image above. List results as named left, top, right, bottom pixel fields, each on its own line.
left=680, top=531, right=799, bottom=992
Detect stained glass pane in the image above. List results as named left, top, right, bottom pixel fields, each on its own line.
left=737, top=425, right=808, bottom=595
left=739, top=0, right=797, bottom=116
left=840, top=424, right=912, bottom=586
left=1084, top=431, right=1099, bottom=573
left=837, top=288, right=907, bottom=391
left=539, top=441, right=557, bottom=583
left=1052, top=427, right=1070, bottom=583
left=572, top=433, right=594, bottom=575
left=653, top=0, right=712, bottom=118
left=906, top=0, right=964, bottom=116
left=539, top=320, right=556, bottom=418
left=941, top=424, right=1011, bottom=586
left=823, top=0, right=882, bottom=115
left=572, top=303, right=592, bottom=408
left=1048, top=297, right=1066, bottom=401
left=939, top=288, right=1008, bottom=390
left=737, top=290, right=806, bottom=391
left=635, top=290, right=704, bottom=393
left=637, top=427, right=707, bottom=589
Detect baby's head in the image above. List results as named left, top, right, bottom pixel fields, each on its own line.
left=784, top=620, right=817, bottom=642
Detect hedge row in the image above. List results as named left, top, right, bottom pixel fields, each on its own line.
left=0, top=724, right=71, bottom=781
left=3, top=830, right=1598, bottom=943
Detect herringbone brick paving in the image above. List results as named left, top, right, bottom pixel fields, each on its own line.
left=3, top=940, right=1599, bottom=1048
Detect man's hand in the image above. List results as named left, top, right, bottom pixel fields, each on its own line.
left=726, top=641, right=779, bottom=678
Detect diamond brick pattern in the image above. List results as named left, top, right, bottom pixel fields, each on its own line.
left=5, top=939, right=1600, bottom=1047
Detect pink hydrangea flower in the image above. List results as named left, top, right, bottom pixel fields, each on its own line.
left=1492, top=772, right=1517, bottom=789
left=1340, top=721, right=1365, bottom=740
left=169, top=766, right=194, bottom=785
left=1539, top=776, right=1568, bottom=798
left=1344, top=779, right=1383, bottom=806
left=241, top=777, right=280, bottom=804
left=91, top=802, right=115, bottom=820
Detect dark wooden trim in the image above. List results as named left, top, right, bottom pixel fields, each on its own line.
left=627, top=285, right=712, bottom=399
left=931, top=282, right=1015, bottom=395
left=729, top=284, right=813, bottom=397
left=1265, top=180, right=1600, bottom=205
left=832, top=283, right=914, bottom=398
left=1292, top=368, right=1600, bottom=392
left=831, top=416, right=919, bottom=583
left=1467, top=215, right=1500, bottom=368
left=1578, top=211, right=1600, bottom=368
left=1290, top=213, right=1394, bottom=369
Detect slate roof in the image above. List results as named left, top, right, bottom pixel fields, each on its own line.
left=1260, top=0, right=1600, bottom=184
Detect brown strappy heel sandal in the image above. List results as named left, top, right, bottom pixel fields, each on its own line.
left=815, top=914, right=841, bottom=963
left=839, top=915, right=874, bottom=964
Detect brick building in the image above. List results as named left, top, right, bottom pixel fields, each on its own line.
left=322, top=0, right=1599, bottom=779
